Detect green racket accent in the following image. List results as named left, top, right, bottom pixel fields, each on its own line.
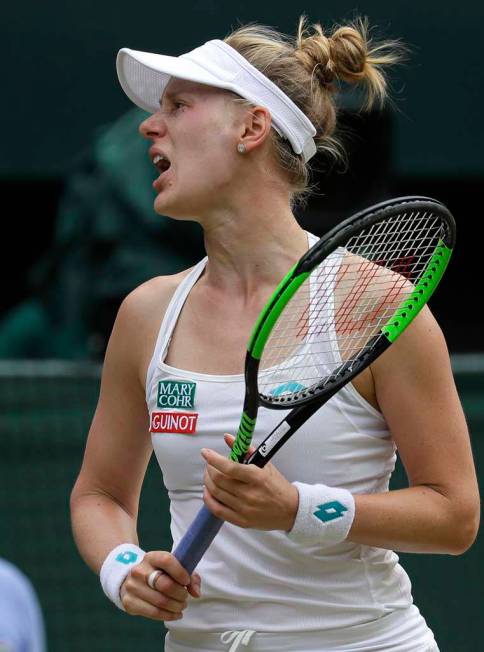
left=382, top=241, right=452, bottom=342
left=248, top=263, right=298, bottom=354
left=250, top=270, right=310, bottom=360
left=230, top=412, right=256, bottom=461
left=230, top=268, right=310, bottom=462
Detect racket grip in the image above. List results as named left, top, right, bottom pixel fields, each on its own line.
left=173, top=505, right=224, bottom=574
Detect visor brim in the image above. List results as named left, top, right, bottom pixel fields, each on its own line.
left=116, top=48, right=231, bottom=113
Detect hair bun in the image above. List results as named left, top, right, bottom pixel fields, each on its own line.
left=329, top=26, right=367, bottom=81
left=295, top=15, right=407, bottom=110
left=224, top=15, right=407, bottom=204
left=295, top=29, right=337, bottom=87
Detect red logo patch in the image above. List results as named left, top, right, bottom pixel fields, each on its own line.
left=150, top=411, right=198, bottom=434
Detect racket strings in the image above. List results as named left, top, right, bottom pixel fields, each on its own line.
left=348, top=212, right=441, bottom=272
left=258, top=211, right=447, bottom=399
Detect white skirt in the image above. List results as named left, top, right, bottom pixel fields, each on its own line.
left=165, top=607, right=440, bottom=652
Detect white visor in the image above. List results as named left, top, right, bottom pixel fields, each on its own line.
left=116, top=39, right=317, bottom=162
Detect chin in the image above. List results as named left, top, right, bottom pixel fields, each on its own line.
left=154, top=191, right=205, bottom=223
left=153, top=200, right=199, bottom=223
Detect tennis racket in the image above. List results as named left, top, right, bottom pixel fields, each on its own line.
left=173, top=195, right=456, bottom=574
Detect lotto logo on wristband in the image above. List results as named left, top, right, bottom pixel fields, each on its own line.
left=314, top=501, right=348, bottom=523
left=151, top=412, right=198, bottom=434
left=115, top=551, right=139, bottom=565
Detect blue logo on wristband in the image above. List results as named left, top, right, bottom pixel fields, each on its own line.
left=115, top=551, right=138, bottom=565
left=314, top=501, right=348, bottom=523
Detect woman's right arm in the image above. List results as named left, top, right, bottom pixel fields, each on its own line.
left=70, top=280, right=200, bottom=621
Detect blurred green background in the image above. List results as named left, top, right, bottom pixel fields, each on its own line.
left=1, top=0, right=482, bottom=650
left=2, top=0, right=483, bottom=356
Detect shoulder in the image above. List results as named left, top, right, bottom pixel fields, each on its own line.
left=372, top=304, right=450, bottom=383
left=107, top=268, right=194, bottom=387
left=119, top=269, right=191, bottom=322
left=370, top=304, right=461, bottom=436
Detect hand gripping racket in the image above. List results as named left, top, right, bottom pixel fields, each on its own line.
left=173, top=196, right=456, bottom=574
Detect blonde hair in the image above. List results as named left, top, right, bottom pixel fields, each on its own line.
left=225, top=16, right=408, bottom=206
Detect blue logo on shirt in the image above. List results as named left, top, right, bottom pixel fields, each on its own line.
left=270, top=381, right=305, bottom=396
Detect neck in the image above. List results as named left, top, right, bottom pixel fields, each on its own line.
left=198, top=197, right=308, bottom=299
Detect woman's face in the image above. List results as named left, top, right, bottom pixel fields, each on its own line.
left=139, top=78, right=245, bottom=220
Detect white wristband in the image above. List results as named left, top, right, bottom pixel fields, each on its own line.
left=100, top=543, right=146, bottom=610
left=287, top=482, right=355, bottom=546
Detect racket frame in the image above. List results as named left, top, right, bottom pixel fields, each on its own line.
left=173, top=195, right=456, bottom=573
left=232, top=196, right=455, bottom=464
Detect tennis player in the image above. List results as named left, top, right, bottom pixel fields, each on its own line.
left=70, top=16, right=480, bottom=652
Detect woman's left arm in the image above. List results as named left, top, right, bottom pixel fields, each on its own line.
left=348, top=306, right=480, bottom=554
left=202, top=306, right=480, bottom=554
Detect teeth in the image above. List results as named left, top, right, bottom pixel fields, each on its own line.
left=153, top=154, right=165, bottom=164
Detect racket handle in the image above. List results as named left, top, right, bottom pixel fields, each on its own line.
left=173, top=505, right=224, bottom=574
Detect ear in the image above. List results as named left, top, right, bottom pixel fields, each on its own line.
left=238, top=105, right=273, bottom=154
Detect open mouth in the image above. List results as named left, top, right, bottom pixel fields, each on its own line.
left=153, top=153, right=171, bottom=174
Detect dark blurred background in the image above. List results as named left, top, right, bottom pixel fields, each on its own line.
left=0, top=1, right=482, bottom=650
left=1, top=0, right=483, bottom=357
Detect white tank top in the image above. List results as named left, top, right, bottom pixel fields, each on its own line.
left=145, top=234, right=437, bottom=650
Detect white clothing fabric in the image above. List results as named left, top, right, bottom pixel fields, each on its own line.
left=100, top=543, right=146, bottom=610
left=145, top=233, right=438, bottom=650
left=0, top=559, right=46, bottom=652
left=165, top=614, right=440, bottom=651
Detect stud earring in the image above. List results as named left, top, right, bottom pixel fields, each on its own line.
left=237, top=143, right=246, bottom=154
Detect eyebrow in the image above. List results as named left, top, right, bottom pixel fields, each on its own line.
left=158, top=90, right=189, bottom=108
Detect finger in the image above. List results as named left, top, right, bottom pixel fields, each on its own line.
left=204, top=469, right=243, bottom=510
left=205, top=464, right=245, bottom=495
left=143, top=550, right=191, bottom=586
left=125, top=580, right=188, bottom=614
left=121, top=592, right=184, bottom=622
left=187, top=573, right=202, bottom=598
left=201, top=448, right=257, bottom=482
left=203, top=487, right=248, bottom=528
left=148, top=574, right=189, bottom=602
left=224, top=433, right=256, bottom=457
left=131, top=562, right=188, bottom=601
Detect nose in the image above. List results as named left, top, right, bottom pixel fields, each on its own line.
left=139, top=111, right=168, bottom=139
